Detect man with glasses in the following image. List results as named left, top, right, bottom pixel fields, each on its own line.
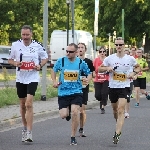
left=133, top=48, right=150, bottom=107
left=99, top=37, right=140, bottom=144
left=77, top=43, right=94, bottom=137
left=51, top=43, right=91, bottom=145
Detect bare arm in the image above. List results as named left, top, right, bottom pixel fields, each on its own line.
left=51, top=69, right=59, bottom=88
left=98, top=64, right=114, bottom=73
left=8, top=59, right=22, bottom=67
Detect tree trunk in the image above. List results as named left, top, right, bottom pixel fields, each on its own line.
left=144, top=35, right=150, bottom=54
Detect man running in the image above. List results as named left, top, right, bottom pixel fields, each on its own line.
left=134, top=48, right=150, bottom=107
left=77, top=43, right=95, bottom=137
left=8, top=25, right=48, bottom=142
left=98, top=37, right=140, bottom=144
left=51, top=43, right=91, bottom=145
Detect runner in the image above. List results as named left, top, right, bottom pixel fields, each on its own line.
left=93, top=46, right=109, bottom=114
left=77, top=43, right=95, bottom=137
left=124, top=48, right=133, bottom=118
left=98, top=37, right=140, bottom=144
left=8, top=25, right=48, bottom=142
left=51, top=43, right=92, bottom=145
left=134, top=48, right=150, bottom=108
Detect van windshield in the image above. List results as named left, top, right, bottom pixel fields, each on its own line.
left=0, top=47, right=10, bottom=54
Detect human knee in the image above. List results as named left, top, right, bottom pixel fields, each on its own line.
left=60, top=113, right=67, bottom=119
left=25, top=102, right=33, bottom=109
left=117, top=107, right=124, bottom=114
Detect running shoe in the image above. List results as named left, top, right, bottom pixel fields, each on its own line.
left=101, top=108, right=105, bottom=114
left=124, top=112, right=129, bottom=118
left=113, top=132, right=121, bottom=144
left=134, top=103, right=139, bottom=108
left=25, top=131, right=33, bottom=142
left=22, top=129, right=27, bottom=142
left=146, top=94, right=150, bottom=100
left=66, top=105, right=71, bottom=121
left=79, top=128, right=86, bottom=137
left=130, top=94, right=134, bottom=98
left=70, top=137, right=77, bottom=145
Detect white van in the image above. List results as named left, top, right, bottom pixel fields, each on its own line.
left=49, top=30, right=94, bottom=66
left=0, top=45, right=13, bottom=68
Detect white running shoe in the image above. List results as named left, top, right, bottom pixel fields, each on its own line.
left=25, top=131, right=33, bottom=142
left=22, top=130, right=27, bottom=142
left=125, top=113, right=129, bottom=118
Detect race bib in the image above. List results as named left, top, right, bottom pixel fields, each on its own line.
left=64, top=70, right=79, bottom=82
left=113, top=72, right=126, bottom=82
left=97, top=73, right=107, bottom=82
left=20, top=62, right=35, bottom=71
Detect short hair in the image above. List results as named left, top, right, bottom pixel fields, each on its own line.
left=131, top=46, right=136, bottom=50
left=68, top=43, right=78, bottom=51
left=137, top=47, right=144, bottom=53
left=78, top=43, right=87, bottom=50
left=21, top=25, right=32, bottom=32
left=98, top=46, right=106, bottom=51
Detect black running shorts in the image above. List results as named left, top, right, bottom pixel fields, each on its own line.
left=133, top=77, right=146, bottom=89
left=58, top=93, right=83, bottom=110
left=109, top=88, right=128, bottom=103
left=16, top=82, right=38, bottom=98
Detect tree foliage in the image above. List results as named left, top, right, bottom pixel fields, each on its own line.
left=0, top=0, right=150, bottom=52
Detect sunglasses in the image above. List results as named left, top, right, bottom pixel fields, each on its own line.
left=66, top=50, right=76, bottom=53
left=137, top=52, right=142, bottom=53
left=99, top=51, right=106, bottom=53
left=115, top=44, right=124, bottom=46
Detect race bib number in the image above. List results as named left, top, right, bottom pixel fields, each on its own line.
left=64, top=70, right=79, bottom=82
left=113, top=72, right=126, bottom=82
left=97, top=73, right=107, bottom=82
left=20, top=62, right=35, bottom=71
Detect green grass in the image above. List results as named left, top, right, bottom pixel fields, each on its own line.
left=0, top=85, right=58, bottom=108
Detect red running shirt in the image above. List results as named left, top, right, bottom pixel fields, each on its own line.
left=93, top=57, right=109, bottom=82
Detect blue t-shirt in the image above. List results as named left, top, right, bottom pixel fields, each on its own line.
left=53, top=56, right=91, bottom=96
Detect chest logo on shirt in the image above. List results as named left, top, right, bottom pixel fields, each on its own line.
left=29, top=47, right=35, bottom=53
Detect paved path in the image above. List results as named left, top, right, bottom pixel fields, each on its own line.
left=0, top=92, right=99, bottom=131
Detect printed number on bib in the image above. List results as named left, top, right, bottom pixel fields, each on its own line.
left=97, top=73, right=107, bottom=82
left=113, top=72, right=126, bottom=82
left=20, top=62, right=35, bottom=70
left=64, top=70, right=79, bottom=82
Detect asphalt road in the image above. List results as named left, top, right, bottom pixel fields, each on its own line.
left=0, top=97, right=150, bottom=150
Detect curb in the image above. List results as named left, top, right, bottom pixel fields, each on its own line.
left=0, top=100, right=99, bottom=131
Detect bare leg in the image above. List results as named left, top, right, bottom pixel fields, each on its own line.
left=125, top=102, right=130, bottom=113
left=80, top=104, right=86, bottom=129
left=25, top=94, right=34, bottom=131
left=111, top=101, right=119, bottom=122
left=20, top=98, right=27, bottom=128
left=116, top=98, right=127, bottom=134
left=135, top=87, right=140, bottom=104
left=71, top=104, right=80, bottom=137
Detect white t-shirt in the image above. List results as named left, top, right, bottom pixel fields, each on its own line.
left=103, top=54, right=137, bottom=88
left=9, top=40, right=48, bottom=84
